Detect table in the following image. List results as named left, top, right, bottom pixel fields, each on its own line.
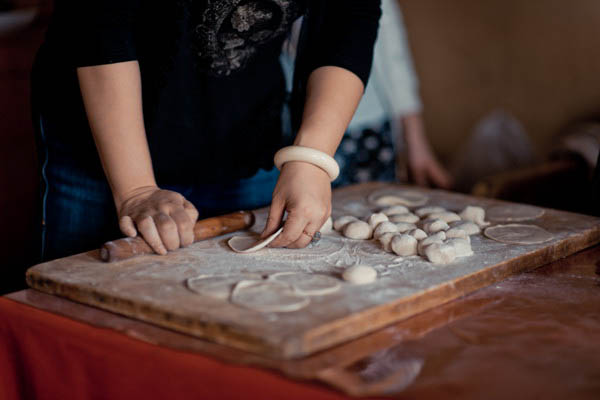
left=2, top=245, right=599, bottom=399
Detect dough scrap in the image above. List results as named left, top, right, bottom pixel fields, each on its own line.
left=228, top=227, right=283, bottom=253
left=269, top=272, right=340, bottom=296
left=388, top=213, right=420, bottom=224
left=334, top=215, right=359, bottom=231
left=186, top=273, right=263, bottom=300
left=417, top=232, right=446, bottom=256
left=415, top=206, right=446, bottom=218
left=368, top=213, right=389, bottom=229
left=380, top=205, right=410, bottom=216
left=408, top=228, right=428, bottom=241
left=487, top=204, right=545, bottom=222
left=231, top=280, right=310, bottom=313
left=342, top=265, right=377, bottom=284
left=391, top=234, right=418, bottom=256
left=420, top=219, right=449, bottom=234
left=448, top=221, right=481, bottom=235
left=343, top=220, right=373, bottom=240
left=425, top=243, right=456, bottom=264
left=426, top=211, right=461, bottom=223
left=459, top=206, right=490, bottom=227
left=446, top=227, right=470, bottom=241
left=378, top=232, right=397, bottom=252
left=395, top=222, right=417, bottom=233
left=373, top=221, right=399, bottom=240
left=484, top=224, right=554, bottom=245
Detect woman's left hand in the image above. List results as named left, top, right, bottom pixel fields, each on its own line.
left=262, top=161, right=331, bottom=249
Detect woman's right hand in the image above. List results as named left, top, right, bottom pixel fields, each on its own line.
left=117, top=186, right=199, bottom=255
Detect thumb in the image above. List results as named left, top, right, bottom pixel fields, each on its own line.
left=261, top=197, right=285, bottom=239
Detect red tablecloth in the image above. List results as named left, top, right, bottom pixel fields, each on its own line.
left=0, top=297, right=353, bottom=400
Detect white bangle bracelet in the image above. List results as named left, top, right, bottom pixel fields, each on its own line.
left=274, top=146, right=340, bottom=181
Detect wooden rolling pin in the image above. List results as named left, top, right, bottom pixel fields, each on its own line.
left=100, top=210, right=255, bottom=262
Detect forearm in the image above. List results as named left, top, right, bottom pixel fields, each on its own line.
left=294, top=66, right=364, bottom=156
left=77, top=61, right=156, bottom=208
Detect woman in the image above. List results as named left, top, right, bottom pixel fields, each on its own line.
left=31, top=1, right=381, bottom=261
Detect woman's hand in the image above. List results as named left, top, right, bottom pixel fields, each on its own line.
left=262, top=162, right=331, bottom=249
left=117, top=186, right=199, bottom=255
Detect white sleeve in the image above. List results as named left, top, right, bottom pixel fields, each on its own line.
left=371, top=0, right=422, bottom=117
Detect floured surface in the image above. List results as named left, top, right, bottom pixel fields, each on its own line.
left=26, top=183, right=600, bottom=359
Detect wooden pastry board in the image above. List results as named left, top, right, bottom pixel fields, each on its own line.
left=26, top=183, right=600, bottom=360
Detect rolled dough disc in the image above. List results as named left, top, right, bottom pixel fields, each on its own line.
left=231, top=280, right=310, bottom=313
left=269, top=272, right=341, bottom=296
left=484, top=224, right=554, bottom=245
left=228, top=227, right=283, bottom=253
left=487, top=204, right=545, bottom=222
left=368, top=189, right=428, bottom=207
left=186, top=273, right=263, bottom=300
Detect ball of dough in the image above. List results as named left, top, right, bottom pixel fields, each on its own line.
left=380, top=205, right=409, bottom=216
left=420, top=219, right=449, bottom=234
left=417, top=232, right=446, bottom=256
left=459, top=206, right=489, bottom=227
left=415, top=206, right=446, bottom=218
left=426, top=211, right=461, bottom=223
left=342, top=265, right=377, bottom=284
left=343, top=220, right=373, bottom=240
left=445, top=238, right=473, bottom=258
left=373, top=221, right=399, bottom=240
left=320, top=216, right=333, bottom=234
left=334, top=215, right=359, bottom=231
left=425, top=243, right=457, bottom=264
left=448, top=221, right=481, bottom=235
left=395, top=222, right=417, bottom=233
left=388, top=213, right=420, bottom=224
left=446, top=227, right=470, bottom=241
left=368, top=213, right=389, bottom=229
left=378, top=232, right=397, bottom=252
left=391, top=234, right=418, bottom=257
left=408, top=228, right=428, bottom=241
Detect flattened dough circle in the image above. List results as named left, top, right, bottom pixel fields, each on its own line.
left=368, top=189, right=428, bottom=207
left=186, top=273, right=263, bottom=300
left=484, top=224, right=553, bottom=245
left=269, top=272, right=341, bottom=296
left=228, top=227, right=283, bottom=253
left=231, top=280, right=310, bottom=313
left=487, top=204, right=545, bottom=222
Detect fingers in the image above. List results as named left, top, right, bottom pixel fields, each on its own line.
left=287, top=218, right=322, bottom=249
left=269, top=211, right=307, bottom=248
left=261, top=197, right=285, bottom=239
left=171, top=209, right=195, bottom=247
left=154, top=212, right=180, bottom=251
left=136, top=215, right=168, bottom=255
left=183, top=200, right=199, bottom=223
left=119, top=215, right=137, bottom=238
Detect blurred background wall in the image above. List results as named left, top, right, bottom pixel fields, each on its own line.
left=1, top=0, right=599, bottom=292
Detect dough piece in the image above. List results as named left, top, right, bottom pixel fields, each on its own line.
left=417, top=232, right=446, bottom=256
left=231, top=280, right=309, bottom=313
left=445, top=238, right=473, bottom=257
left=425, top=243, right=457, bottom=264
left=334, top=215, right=359, bottom=231
left=426, top=211, right=461, bottom=223
left=484, top=224, right=554, bottom=245
left=343, top=220, right=373, bottom=240
left=380, top=205, right=410, bottom=216
left=320, top=216, right=333, bottom=234
left=342, top=265, right=377, bottom=284
left=378, top=232, right=397, bottom=252
left=368, top=213, right=389, bottom=229
left=373, top=221, right=399, bottom=240
left=228, top=227, right=283, bottom=253
left=391, top=234, right=418, bottom=256
left=408, top=228, right=428, bottom=241
left=186, top=273, right=263, bottom=300
left=269, top=272, right=340, bottom=296
left=388, top=213, right=420, bottom=224
left=415, top=206, right=446, bottom=218
left=369, top=190, right=428, bottom=207
left=420, top=219, right=449, bottom=234
left=487, top=204, right=545, bottom=222
left=395, top=222, right=417, bottom=233
left=448, top=221, right=481, bottom=235
left=459, top=206, right=490, bottom=227
left=446, top=227, right=470, bottom=241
